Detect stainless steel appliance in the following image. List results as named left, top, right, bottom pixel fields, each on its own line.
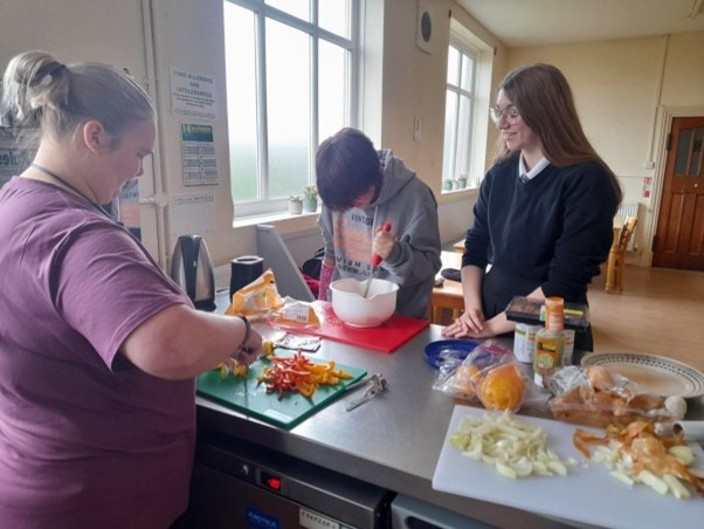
left=183, top=434, right=393, bottom=529
left=391, top=494, right=495, bottom=529
left=170, top=234, right=216, bottom=311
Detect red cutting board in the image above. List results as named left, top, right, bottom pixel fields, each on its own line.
left=302, top=303, right=429, bottom=353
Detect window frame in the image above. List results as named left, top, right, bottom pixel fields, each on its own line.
left=441, top=37, right=480, bottom=193
left=441, top=18, right=496, bottom=196
left=224, top=0, right=360, bottom=218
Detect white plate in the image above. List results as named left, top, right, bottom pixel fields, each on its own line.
left=581, top=352, right=704, bottom=399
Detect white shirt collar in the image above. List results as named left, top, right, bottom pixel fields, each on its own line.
left=518, top=156, right=550, bottom=182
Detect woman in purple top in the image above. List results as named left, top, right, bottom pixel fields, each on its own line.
left=0, top=51, right=263, bottom=528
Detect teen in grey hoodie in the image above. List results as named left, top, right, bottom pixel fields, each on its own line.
left=316, top=128, right=441, bottom=319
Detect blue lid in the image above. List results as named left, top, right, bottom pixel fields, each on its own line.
left=424, top=339, right=480, bottom=369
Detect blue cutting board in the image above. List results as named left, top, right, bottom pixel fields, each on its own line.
left=196, top=353, right=367, bottom=429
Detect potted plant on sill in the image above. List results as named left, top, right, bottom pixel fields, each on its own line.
left=442, top=178, right=454, bottom=192
left=303, top=185, right=318, bottom=212
left=457, top=175, right=468, bottom=189
left=288, top=195, right=303, bottom=215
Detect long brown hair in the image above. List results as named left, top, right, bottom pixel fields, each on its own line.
left=492, top=63, right=622, bottom=203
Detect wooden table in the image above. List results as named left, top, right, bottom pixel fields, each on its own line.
left=452, top=237, right=465, bottom=253
left=430, top=251, right=464, bottom=324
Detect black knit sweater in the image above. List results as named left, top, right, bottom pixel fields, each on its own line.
left=462, top=156, right=619, bottom=301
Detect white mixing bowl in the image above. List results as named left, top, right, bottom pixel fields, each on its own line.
left=329, top=278, right=399, bottom=328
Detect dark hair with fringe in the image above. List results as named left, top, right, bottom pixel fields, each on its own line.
left=315, top=128, right=383, bottom=211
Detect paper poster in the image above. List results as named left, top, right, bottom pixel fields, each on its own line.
left=170, top=192, right=217, bottom=237
left=180, top=123, right=219, bottom=186
left=116, top=178, right=142, bottom=240
left=0, top=127, right=35, bottom=187
left=170, top=69, right=218, bottom=119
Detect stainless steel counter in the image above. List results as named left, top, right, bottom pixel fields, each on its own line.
left=197, top=321, right=583, bottom=528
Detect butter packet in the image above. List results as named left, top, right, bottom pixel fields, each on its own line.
left=269, top=297, right=321, bottom=330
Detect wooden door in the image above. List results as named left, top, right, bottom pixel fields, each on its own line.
left=652, top=116, right=704, bottom=270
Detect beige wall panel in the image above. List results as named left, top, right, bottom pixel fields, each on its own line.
left=506, top=38, right=667, bottom=177
left=660, top=33, right=704, bottom=106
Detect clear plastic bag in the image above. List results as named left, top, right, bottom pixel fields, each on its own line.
left=433, top=340, right=528, bottom=412
left=548, top=365, right=676, bottom=428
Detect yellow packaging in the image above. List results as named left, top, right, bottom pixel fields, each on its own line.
left=225, top=268, right=283, bottom=318
left=533, top=330, right=565, bottom=387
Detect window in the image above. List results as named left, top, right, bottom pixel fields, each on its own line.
left=441, top=41, right=479, bottom=193
left=223, top=0, right=359, bottom=217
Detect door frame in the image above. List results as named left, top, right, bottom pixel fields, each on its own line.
left=645, top=104, right=704, bottom=266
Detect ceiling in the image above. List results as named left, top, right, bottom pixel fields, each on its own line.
left=455, top=0, right=704, bottom=47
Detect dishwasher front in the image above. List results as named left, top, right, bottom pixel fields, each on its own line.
left=182, top=433, right=394, bottom=529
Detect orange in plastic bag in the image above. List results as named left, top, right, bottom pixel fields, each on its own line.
left=478, top=363, right=525, bottom=412
left=226, top=268, right=283, bottom=318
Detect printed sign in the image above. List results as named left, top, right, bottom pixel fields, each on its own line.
left=0, top=127, right=35, bottom=187
left=245, top=506, right=280, bottom=529
left=299, top=508, right=340, bottom=529
left=180, top=123, right=218, bottom=186
left=170, top=69, right=218, bottom=119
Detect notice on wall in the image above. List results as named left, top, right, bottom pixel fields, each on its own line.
left=0, top=127, right=35, bottom=187
left=170, top=192, right=216, bottom=237
left=116, top=178, right=142, bottom=239
left=642, top=176, right=652, bottom=199
left=170, top=69, right=218, bottom=119
left=180, top=123, right=219, bottom=186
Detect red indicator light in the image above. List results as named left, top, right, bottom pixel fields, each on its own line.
left=260, top=471, right=283, bottom=492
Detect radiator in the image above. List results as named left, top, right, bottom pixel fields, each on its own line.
left=615, top=202, right=639, bottom=251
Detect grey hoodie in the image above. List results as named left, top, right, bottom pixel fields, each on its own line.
left=318, top=149, right=442, bottom=318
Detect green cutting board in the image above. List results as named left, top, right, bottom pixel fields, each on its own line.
left=196, top=353, right=367, bottom=429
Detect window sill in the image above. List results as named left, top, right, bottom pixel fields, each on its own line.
left=232, top=209, right=320, bottom=230
left=440, top=187, right=479, bottom=199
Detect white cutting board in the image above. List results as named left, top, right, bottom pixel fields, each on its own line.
left=432, top=405, right=704, bottom=529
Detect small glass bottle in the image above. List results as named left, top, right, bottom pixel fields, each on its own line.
left=533, top=297, right=566, bottom=387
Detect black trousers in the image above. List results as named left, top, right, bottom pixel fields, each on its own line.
left=481, top=266, right=593, bottom=358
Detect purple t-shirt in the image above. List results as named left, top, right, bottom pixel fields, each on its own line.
left=0, top=178, right=195, bottom=528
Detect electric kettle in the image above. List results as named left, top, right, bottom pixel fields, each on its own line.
left=170, top=234, right=216, bottom=311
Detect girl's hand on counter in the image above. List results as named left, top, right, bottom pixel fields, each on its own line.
left=442, top=308, right=485, bottom=337
left=442, top=310, right=517, bottom=339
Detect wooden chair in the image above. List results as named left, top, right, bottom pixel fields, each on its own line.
left=605, top=215, right=637, bottom=293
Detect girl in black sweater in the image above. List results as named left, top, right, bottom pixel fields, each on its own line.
left=442, top=64, right=622, bottom=352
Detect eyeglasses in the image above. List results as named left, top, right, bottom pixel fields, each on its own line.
left=489, top=105, right=521, bottom=125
